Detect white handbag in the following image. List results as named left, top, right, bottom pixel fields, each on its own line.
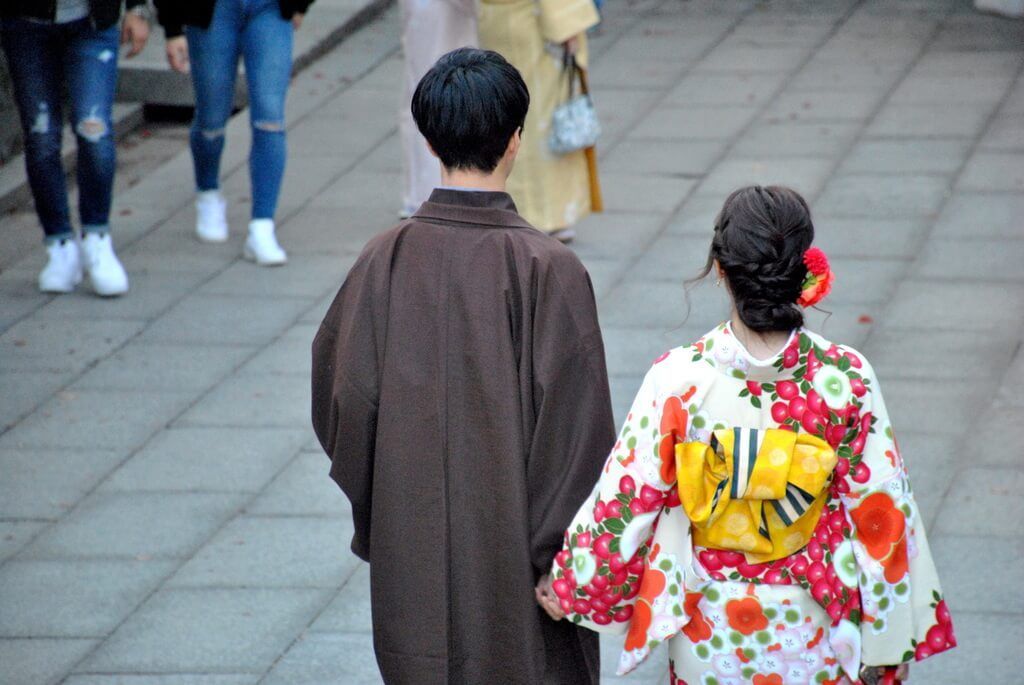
left=548, top=53, right=601, bottom=156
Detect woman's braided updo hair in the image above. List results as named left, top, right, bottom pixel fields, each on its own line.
left=702, top=186, right=815, bottom=333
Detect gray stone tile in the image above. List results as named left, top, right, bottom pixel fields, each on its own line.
left=883, top=280, right=1024, bottom=333
left=823, top=258, right=903, bottom=304
left=198, top=255, right=347, bottom=299
left=262, top=632, right=382, bottom=685
left=931, top=193, right=1024, bottom=238
left=599, top=279, right=728, bottom=331
left=570, top=213, right=669, bottom=263
left=603, top=326, right=699, bottom=378
left=0, top=521, right=46, bottom=563
left=929, top=535, right=1024, bottom=615
left=0, top=638, right=98, bottom=685
left=629, top=105, right=758, bottom=141
left=695, top=45, right=809, bottom=73
left=734, top=121, right=861, bottom=158
left=71, top=343, right=253, bottom=392
left=599, top=174, right=697, bottom=214
left=0, top=317, right=145, bottom=373
left=865, top=104, right=995, bottom=138
left=0, top=448, right=124, bottom=519
left=973, top=406, right=1024, bottom=467
left=0, top=559, right=176, bottom=637
left=0, top=273, right=52, bottom=334
left=814, top=174, right=950, bottom=218
left=897, top=431, right=955, bottom=527
left=22, top=491, right=244, bottom=560
left=309, top=563, right=371, bottom=633
left=139, top=294, right=309, bottom=345
left=588, top=58, right=688, bottom=89
left=761, top=88, right=886, bottom=122
left=279, top=205, right=391, bottom=257
left=601, top=139, right=725, bottom=177
left=802, top=305, right=874, bottom=350
left=31, top=271, right=208, bottom=322
left=788, top=63, right=904, bottom=91
left=912, top=611, right=1021, bottom=684
left=664, top=72, right=789, bottom=107
left=586, top=88, right=664, bottom=145
left=889, top=75, right=1014, bottom=105
left=308, top=172, right=400, bottom=210
left=878, top=378, right=989, bottom=437
left=911, top=50, right=1022, bottom=78
left=663, top=195, right=726, bottom=236
left=601, top=631, right=669, bottom=681
left=839, top=139, right=972, bottom=175
left=913, top=237, right=1024, bottom=282
left=979, top=113, right=1024, bottom=151
left=957, top=152, right=1024, bottom=193
left=0, top=369, right=71, bottom=431
left=695, top=157, right=834, bottom=199
left=935, top=467, right=1023, bottom=537
left=1, top=390, right=194, bottom=451
left=80, top=588, right=331, bottom=673
left=118, top=219, right=239, bottom=275
left=176, top=373, right=310, bottom=428
left=236, top=324, right=318, bottom=377
left=167, top=515, right=356, bottom=589
left=100, top=427, right=307, bottom=493
left=863, top=329, right=1016, bottom=381
left=247, top=452, right=349, bottom=518
left=65, top=677, right=258, bottom=685
left=813, top=217, right=926, bottom=260
left=618, top=235, right=715, bottom=282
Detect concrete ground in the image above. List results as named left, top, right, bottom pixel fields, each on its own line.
left=1, top=1, right=1022, bottom=683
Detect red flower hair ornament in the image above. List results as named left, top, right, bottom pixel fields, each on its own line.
left=797, top=246, right=834, bottom=308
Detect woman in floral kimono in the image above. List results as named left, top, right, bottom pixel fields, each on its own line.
left=540, top=186, right=956, bottom=684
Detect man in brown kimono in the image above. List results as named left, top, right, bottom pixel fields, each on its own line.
left=312, top=48, right=615, bottom=684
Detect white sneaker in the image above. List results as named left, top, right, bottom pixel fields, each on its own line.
left=38, top=239, right=83, bottom=293
left=244, top=219, right=287, bottom=266
left=196, top=190, right=228, bottom=243
left=80, top=232, right=129, bottom=296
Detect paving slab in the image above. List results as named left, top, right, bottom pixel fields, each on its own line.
left=0, top=369, right=72, bottom=432
left=763, top=88, right=886, bottom=123
left=929, top=535, right=1024, bottom=615
left=0, top=448, right=124, bottom=520
left=79, top=588, right=331, bottom=674
left=883, top=279, right=1024, bottom=332
left=618, top=235, right=716, bottom=282
left=0, top=637, right=99, bottom=685
left=246, top=452, right=349, bottom=518
left=1, top=389, right=194, bottom=452
left=569, top=212, right=671, bottom=263
left=176, top=373, right=311, bottom=429
left=71, top=342, right=254, bottom=392
left=138, top=294, right=310, bottom=346
left=864, top=103, right=997, bottom=139
left=863, top=329, right=1016, bottom=381
left=309, top=563, right=371, bottom=633
left=630, top=105, right=758, bottom=141
left=21, top=491, right=245, bottom=560
left=734, top=121, right=861, bottom=158
left=814, top=174, right=951, bottom=219
left=0, top=521, right=47, bottom=564
left=167, top=515, right=356, bottom=589
left=912, top=236, right=1024, bottom=282
left=0, top=317, right=146, bottom=374
left=956, top=152, right=1024, bottom=193
left=65, top=677, right=258, bottom=685
left=99, top=427, right=308, bottom=494
left=839, top=139, right=972, bottom=176
left=599, top=173, right=697, bottom=214
left=236, top=325, right=318, bottom=378
left=262, top=632, right=383, bottom=685
left=931, top=192, right=1024, bottom=238
left=0, top=559, right=176, bottom=637
left=812, top=217, right=926, bottom=260
left=601, top=139, right=725, bottom=177
left=695, top=156, right=834, bottom=199
left=664, top=71, right=789, bottom=107
left=935, top=467, right=1023, bottom=538
left=979, top=112, right=1024, bottom=151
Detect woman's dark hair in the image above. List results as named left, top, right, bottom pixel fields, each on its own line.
left=411, top=47, right=529, bottom=173
left=692, top=186, right=815, bottom=333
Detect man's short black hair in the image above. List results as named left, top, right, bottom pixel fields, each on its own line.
left=411, top=48, right=529, bottom=173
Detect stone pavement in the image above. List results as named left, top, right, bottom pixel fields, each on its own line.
left=1, top=1, right=1022, bottom=683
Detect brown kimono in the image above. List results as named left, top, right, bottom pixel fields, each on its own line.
left=311, top=189, right=615, bottom=684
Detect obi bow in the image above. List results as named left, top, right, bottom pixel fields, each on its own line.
left=676, top=428, right=837, bottom=562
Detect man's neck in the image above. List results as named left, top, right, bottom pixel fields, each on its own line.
left=440, top=167, right=507, bottom=192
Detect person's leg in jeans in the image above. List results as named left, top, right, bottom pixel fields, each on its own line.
left=1, top=19, right=74, bottom=242
left=62, top=18, right=128, bottom=296
left=240, top=0, right=292, bottom=266
left=185, top=0, right=242, bottom=242
left=1, top=18, right=84, bottom=292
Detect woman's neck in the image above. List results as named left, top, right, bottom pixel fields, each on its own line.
left=729, top=314, right=794, bottom=362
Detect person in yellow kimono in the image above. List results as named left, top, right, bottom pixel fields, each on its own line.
left=538, top=186, right=956, bottom=684
left=478, top=0, right=599, bottom=241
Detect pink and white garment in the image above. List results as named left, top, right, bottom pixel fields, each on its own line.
left=551, top=322, right=955, bottom=684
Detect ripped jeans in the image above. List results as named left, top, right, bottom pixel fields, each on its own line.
left=186, top=0, right=293, bottom=220
left=1, top=17, right=119, bottom=242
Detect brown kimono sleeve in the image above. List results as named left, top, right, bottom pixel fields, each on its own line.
left=311, top=251, right=387, bottom=562
left=526, top=258, right=616, bottom=575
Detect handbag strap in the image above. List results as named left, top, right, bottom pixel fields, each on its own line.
left=561, top=49, right=590, bottom=99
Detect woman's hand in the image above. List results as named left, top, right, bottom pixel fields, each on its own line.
left=292, top=12, right=304, bottom=30
left=165, top=35, right=190, bottom=73
left=562, top=35, right=579, bottom=57
left=535, top=575, right=566, bottom=621
left=120, top=11, right=150, bottom=58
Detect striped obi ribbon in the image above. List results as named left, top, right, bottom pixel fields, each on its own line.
left=676, top=428, right=838, bottom=562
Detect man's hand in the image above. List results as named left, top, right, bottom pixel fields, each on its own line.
left=292, top=12, right=304, bottom=30
left=563, top=35, right=580, bottom=57
left=535, top=574, right=566, bottom=621
left=166, top=36, right=190, bottom=73
left=121, top=11, right=150, bottom=58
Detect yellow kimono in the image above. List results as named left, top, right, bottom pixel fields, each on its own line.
left=478, top=0, right=599, bottom=232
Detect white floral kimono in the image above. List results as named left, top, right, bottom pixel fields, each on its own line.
left=551, top=323, right=955, bottom=685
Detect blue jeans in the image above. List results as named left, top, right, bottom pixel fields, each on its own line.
left=1, top=17, right=119, bottom=242
left=186, top=0, right=293, bottom=220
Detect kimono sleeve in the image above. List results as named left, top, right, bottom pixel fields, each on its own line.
left=538, top=0, right=600, bottom=45
left=840, top=358, right=956, bottom=668
left=548, top=364, right=687, bottom=636
left=311, top=252, right=386, bottom=562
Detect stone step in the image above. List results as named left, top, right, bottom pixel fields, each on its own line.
left=117, top=0, right=392, bottom=107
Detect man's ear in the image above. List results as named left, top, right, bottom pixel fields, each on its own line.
left=426, top=140, right=440, bottom=160
left=505, top=127, right=522, bottom=162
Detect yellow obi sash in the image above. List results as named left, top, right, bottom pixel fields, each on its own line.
left=676, top=428, right=838, bottom=563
